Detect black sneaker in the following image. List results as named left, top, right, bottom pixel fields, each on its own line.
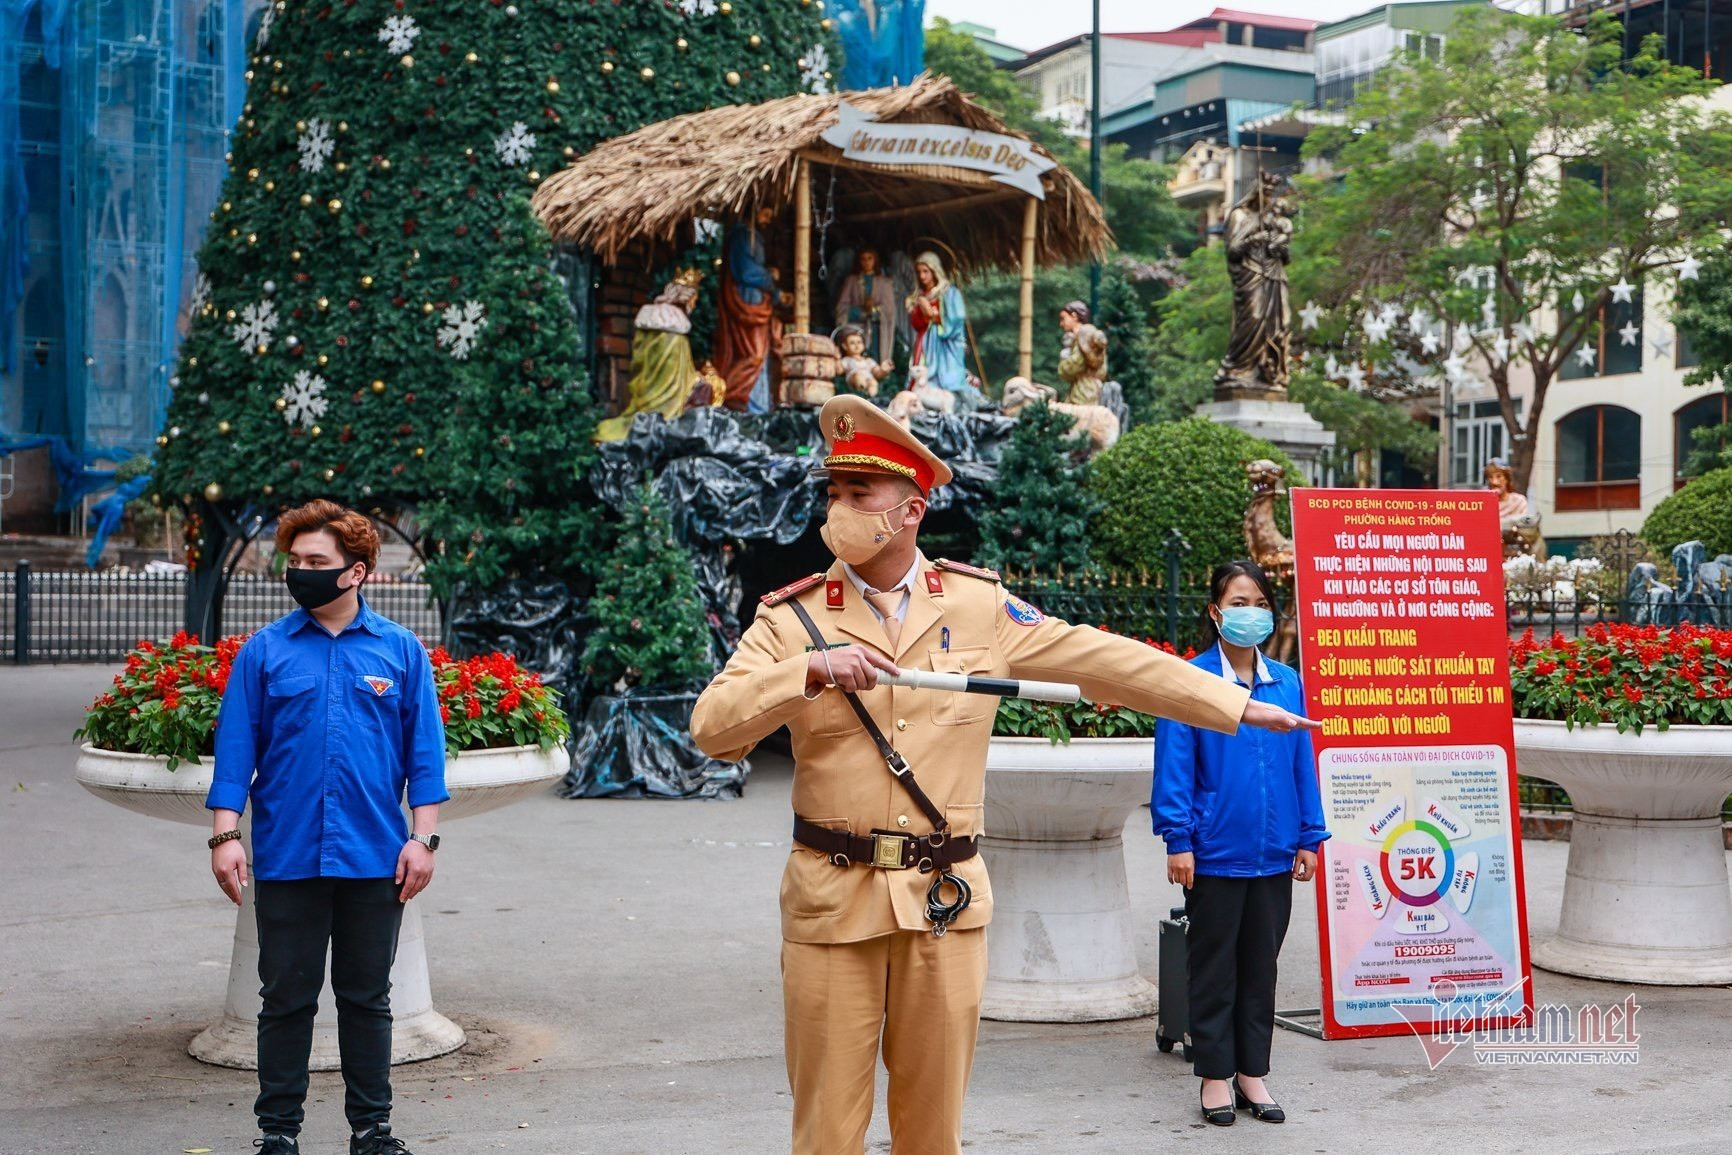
left=350, top=1124, right=413, bottom=1154
left=254, top=1138, right=299, bottom=1155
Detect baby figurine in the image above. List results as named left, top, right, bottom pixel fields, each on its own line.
left=834, top=323, right=892, bottom=398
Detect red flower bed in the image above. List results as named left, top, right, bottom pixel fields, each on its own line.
left=1509, top=622, right=1732, bottom=733
left=428, top=646, right=569, bottom=756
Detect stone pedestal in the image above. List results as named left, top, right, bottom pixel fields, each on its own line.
left=980, top=737, right=1159, bottom=1022
left=1195, top=397, right=1335, bottom=483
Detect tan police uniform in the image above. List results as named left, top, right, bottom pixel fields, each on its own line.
left=690, top=395, right=1250, bottom=1155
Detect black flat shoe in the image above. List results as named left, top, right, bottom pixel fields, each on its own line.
left=1200, top=1081, right=1236, bottom=1126
left=1234, top=1078, right=1286, bottom=1123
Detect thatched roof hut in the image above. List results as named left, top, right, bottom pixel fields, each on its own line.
left=531, top=74, right=1110, bottom=275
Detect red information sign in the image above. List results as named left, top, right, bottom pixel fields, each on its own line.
left=1291, top=489, right=1534, bottom=1040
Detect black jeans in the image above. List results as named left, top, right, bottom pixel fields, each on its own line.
left=254, top=877, right=404, bottom=1137
left=1184, top=872, right=1293, bottom=1080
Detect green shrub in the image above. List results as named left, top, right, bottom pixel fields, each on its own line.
left=1641, top=468, right=1732, bottom=557
left=977, top=400, right=1100, bottom=574
left=1088, top=418, right=1298, bottom=574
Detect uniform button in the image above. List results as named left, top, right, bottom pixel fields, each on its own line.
left=897, top=815, right=909, bottom=828
left=896, top=718, right=908, bottom=731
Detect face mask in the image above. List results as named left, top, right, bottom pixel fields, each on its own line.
left=1216, top=606, right=1274, bottom=648
left=820, top=498, right=910, bottom=566
left=285, top=565, right=357, bottom=611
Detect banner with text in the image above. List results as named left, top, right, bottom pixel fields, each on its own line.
left=1291, top=489, right=1534, bottom=1040
left=819, top=101, right=1057, bottom=198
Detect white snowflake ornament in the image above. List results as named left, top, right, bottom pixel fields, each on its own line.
left=231, top=300, right=279, bottom=350
left=297, top=119, right=334, bottom=174
left=679, top=0, right=720, bottom=15
left=256, top=5, right=275, bottom=50
left=281, top=371, right=329, bottom=427
left=436, top=300, right=488, bottom=360
left=494, top=122, right=537, bottom=167
left=190, top=272, right=211, bottom=315
left=378, top=14, right=420, bottom=56
left=801, top=44, right=831, bottom=94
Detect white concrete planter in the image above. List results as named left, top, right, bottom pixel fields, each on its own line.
left=76, top=741, right=569, bottom=1068
left=1513, top=718, right=1732, bottom=985
left=980, top=736, right=1158, bottom=1022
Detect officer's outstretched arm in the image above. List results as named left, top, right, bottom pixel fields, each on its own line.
left=994, top=588, right=1248, bottom=735
left=690, top=608, right=818, bottom=762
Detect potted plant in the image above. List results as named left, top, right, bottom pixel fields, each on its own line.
left=73, top=633, right=571, bottom=1068
left=980, top=633, right=1194, bottom=1024
left=1509, top=622, right=1732, bottom=984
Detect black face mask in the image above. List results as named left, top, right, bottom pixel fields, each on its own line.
left=285, top=566, right=357, bottom=611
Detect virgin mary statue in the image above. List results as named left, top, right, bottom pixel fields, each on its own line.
left=1214, top=171, right=1292, bottom=400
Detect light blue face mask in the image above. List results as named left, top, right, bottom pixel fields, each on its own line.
left=1216, top=606, right=1275, bottom=648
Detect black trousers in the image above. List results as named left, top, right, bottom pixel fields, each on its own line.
left=254, top=877, right=404, bottom=1137
left=1184, top=872, right=1293, bottom=1080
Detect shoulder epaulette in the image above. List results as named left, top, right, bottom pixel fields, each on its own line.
left=761, top=572, right=827, bottom=606
left=934, top=558, right=1002, bottom=583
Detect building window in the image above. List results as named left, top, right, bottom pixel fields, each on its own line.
left=1450, top=398, right=1520, bottom=487
left=1556, top=404, right=1642, bottom=510
left=1676, top=325, right=1700, bottom=369
left=1403, top=32, right=1444, bottom=61
left=1560, top=282, right=1643, bottom=378
left=1674, top=391, right=1731, bottom=486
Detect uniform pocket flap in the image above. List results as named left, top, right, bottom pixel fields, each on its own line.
left=944, top=801, right=985, bottom=838
left=267, top=673, right=316, bottom=697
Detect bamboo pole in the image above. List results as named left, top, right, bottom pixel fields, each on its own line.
left=794, top=158, right=811, bottom=334
left=1018, top=195, right=1038, bottom=380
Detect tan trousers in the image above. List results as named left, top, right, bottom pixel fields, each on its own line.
left=781, top=927, right=988, bottom=1155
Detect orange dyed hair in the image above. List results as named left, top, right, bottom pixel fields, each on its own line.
left=274, top=499, right=380, bottom=573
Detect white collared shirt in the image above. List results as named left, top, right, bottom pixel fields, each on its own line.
left=1214, top=642, right=1272, bottom=689
left=842, top=556, right=922, bottom=625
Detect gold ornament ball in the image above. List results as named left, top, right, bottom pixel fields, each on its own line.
left=247, top=233, right=258, bottom=245
left=274, top=397, right=287, bottom=410
left=379, top=158, right=391, bottom=171
left=400, top=54, right=414, bottom=69
left=360, top=274, right=374, bottom=288
left=316, top=354, right=329, bottom=367
left=413, top=446, right=425, bottom=457
left=323, top=468, right=335, bottom=481
left=821, top=17, right=833, bottom=30
left=749, top=34, right=761, bottom=47
left=334, top=161, right=347, bottom=173
left=725, top=70, right=741, bottom=86
left=217, top=421, right=232, bottom=435
left=317, top=296, right=329, bottom=310
left=228, top=227, right=239, bottom=237
left=246, top=70, right=256, bottom=82
left=255, top=344, right=269, bottom=356
left=641, top=66, right=654, bottom=80
left=299, top=193, right=313, bottom=207
left=264, top=180, right=275, bottom=192
left=310, top=425, right=322, bottom=437
left=526, top=169, right=540, bottom=182
left=546, top=79, right=560, bottom=93
left=421, top=302, right=434, bottom=315
left=337, top=121, right=348, bottom=133
left=271, top=59, right=283, bottom=72
left=465, top=51, right=478, bottom=64
left=246, top=168, right=259, bottom=180
left=719, top=1, right=732, bottom=11
left=262, top=484, right=274, bottom=496
left=221, top=200, right=231, bottom=212
left=327, top=198, right=343, bottom=213
left=290, top=250, right=302, bottom=261
left=225, top=308, right=237, bottom=321
left=155, top=435, right=169, bottom=448
left=189, top=356, right=199, bottom=367
left=761, top=63, right=771, bottom=72
left=204, top=482, right=223, bottom=502
left=562, top=144, right=575, bottom=158
left=676, top=37, right=688, bottom=50
left=371, top=379, right=386, bottom=394
left=600, top=61, right=614, bottom=75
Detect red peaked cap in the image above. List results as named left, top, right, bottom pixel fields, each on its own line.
left=814, top=394, right=954, bottom=495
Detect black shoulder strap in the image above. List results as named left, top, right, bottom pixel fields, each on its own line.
left=785, top=597, right=949, bottom=834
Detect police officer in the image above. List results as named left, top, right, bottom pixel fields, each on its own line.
left=690, top=395, right=1316, bottom=1155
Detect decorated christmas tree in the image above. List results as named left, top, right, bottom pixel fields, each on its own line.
left=581, top=483, right=715, bottom=692
left=153, top=0, right=839, bottom=595
left=976, top=399, right=1100, bottom=575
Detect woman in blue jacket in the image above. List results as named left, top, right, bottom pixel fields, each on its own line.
left=1153, top=559, right=1329, bottom=1127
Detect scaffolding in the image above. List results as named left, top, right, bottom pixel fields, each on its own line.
left=2, top=0, right=251, bottom=470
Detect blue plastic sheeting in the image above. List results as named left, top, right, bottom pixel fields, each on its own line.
left=0, top=0, right=72, bottom=376
left=85, top=473, right=151, bottom=566
left=0, top=428, right=137, bottom=513
left=832, top=0, right=925, bottom=91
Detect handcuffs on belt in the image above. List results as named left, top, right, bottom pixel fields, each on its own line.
left=789, top=602, right=973, bottom=938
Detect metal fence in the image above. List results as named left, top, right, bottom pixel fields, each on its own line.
left=2, top=563, right=442, bottom=663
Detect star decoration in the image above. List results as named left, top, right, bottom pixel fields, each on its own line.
left=1574, top=342, right=1597, bottom=368
left=1492, top=334, right=1511, bottom=362
left=1343, top=363, right=1367, bottom=391
left=1407, top=307, right=1432, bottom=335
left=1299, top=300, right=1324, bottom=330
left=1442, top=352, right=1469, bottom=382
left=1378, top=302, right=1402, bottom=328
left=1420, top=329, right=1442, bottom=355
left=1609, top=277, right=1635, bottom=305
left=1362, top=312, right=1393, bottom=343
left=1617, top=320, right=1640, bottom=346
left=1514, top=321, right=1536, bottom=345
left=1679, top=254, right=1702, bottom=281
left=1323, top=353, right=1340, bottom=378
left=1649, top=329, right=1674, bottom=357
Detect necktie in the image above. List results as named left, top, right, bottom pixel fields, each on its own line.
left=865, top=588, right=904, bottom=651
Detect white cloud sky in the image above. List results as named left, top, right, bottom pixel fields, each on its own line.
left=925, top=1, right=1385, bottom=53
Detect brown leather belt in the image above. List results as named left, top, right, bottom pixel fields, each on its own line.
left=794, top=815, right=979, bottom=872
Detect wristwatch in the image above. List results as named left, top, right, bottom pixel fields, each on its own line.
left=409, top=833, right=440, bottom=851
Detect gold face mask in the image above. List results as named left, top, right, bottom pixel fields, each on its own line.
left=820, top=498, right=910, bottom=566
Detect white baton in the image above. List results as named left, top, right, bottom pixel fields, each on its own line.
left=878, top=669, right=1082, bottom=703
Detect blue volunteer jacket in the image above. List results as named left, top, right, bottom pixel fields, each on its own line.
left=1152, top=645, right=1330, bottom=877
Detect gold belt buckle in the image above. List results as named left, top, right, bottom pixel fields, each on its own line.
left=872, top=832, right=910, bottom=869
